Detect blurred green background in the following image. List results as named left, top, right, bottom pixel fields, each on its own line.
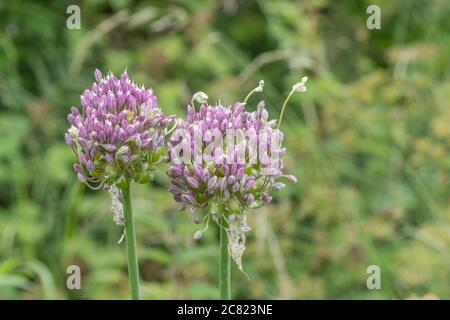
left=0, top=0, right=449, bottom=299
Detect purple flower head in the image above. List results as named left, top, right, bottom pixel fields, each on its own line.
left=167, top=101, right=296, bottom=213
left=167, top=78, right=307, bottom=272
left=65, top=69, right=175, bottom=189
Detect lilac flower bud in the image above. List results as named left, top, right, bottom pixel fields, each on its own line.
left=105, top=153, right=114, bottom=164
left=245, top=193, right=255, bottom=204
left=103, top=144, right=116, bottom=152
left=286, top=175, right=297, bottom=183
left=207, top=176, right=217, bottom=193
left=244, top=178, right=254, bottom=190
left=86, top=160, right=96, bottom=171
left=64, top=133, right=73, bottom=145
left=94, top=68, right=102, bottom=82
left=186, top=176, right=199, bottom=188
left=261, top=192, right=272, bottom=203
left=218, top=177, right=227, bottom=191
left=263, top=167, right=282, bottom=176
left=77, top=172, right=87, bottom=183
left=73, top=163, right=82, bottom=173
left=170, top=165, right=183, bottom=177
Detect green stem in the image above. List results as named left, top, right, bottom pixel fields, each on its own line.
left=121, top=178, right=141, bottom=300
left=277, top=90, right=294, bottom=130
left=243, top=89, right=256, bottom=104
left=219, top=216, right=231, bottom=300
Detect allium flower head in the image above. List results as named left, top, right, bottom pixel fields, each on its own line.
left=167, top=79, right=306, bottom=271
left=65, top=69, right=175, bottom=190
left=168, top=101, right=296, bottom=211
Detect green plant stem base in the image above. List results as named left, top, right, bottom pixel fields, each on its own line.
left=121, top=178, right=141, bottom=300
left=219, top=216, right=231, bottom=299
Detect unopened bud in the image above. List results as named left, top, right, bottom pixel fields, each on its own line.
left=292, top=76, right=308, bottom=93
left=115, top=145, right=130, bottom=157
left=254, top=80, right=264, bottom=93
left=193, top=230, right=203, bottom=240
left=77, top=172, right=87, bottom=183
left=68, top=126, right=79, bottom=140
left=192, top=92, right=209, bottom=104
left=94, top=69, right=103, bottom=82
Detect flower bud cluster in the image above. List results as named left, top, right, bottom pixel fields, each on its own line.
left=65, top=69, right=175, bottom=189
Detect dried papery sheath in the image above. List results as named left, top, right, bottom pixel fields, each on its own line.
left=109, top=184, right=125, bottom=226
left=227, top=212, right=250, bottom=275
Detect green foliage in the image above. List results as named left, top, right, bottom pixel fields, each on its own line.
left=0, top=0, right=449, bottom=299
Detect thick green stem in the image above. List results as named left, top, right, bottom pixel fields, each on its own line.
left=121, top=178, right=141, bottom=300
left=219, top=216, right=231, bottom=300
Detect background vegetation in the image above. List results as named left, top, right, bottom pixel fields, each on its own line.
left=0, top=0, right=449, bottom=299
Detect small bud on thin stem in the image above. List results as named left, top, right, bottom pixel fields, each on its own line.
left=277, top=76, right=308, bottom=129
left=193, top=230, right=203, bottom=239
left=243, top=80, right=264, bottom=104
left=193, top=215, right=210, bottom=240
left=191, top=91, right=209, bottom=110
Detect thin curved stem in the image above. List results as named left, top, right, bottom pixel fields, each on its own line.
left=243, top=81, right=264, bottom=104
left=277, top=90, right=294, bottom=130
left=121, top=177, right=141, bottom=300
left=219, top=216, right=231, bottom=300
left=243, top=89, right=257, bottom=104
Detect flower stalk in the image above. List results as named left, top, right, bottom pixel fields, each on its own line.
left=120, top=177, right=141, bottom=300
left=277, top=76, right=308, bottom=129
left=219, top=216, right=231, bottom=300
